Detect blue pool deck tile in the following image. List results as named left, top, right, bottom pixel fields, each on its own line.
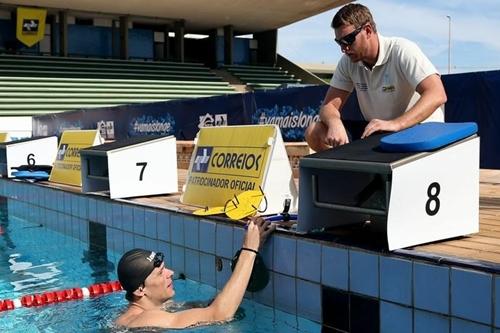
left=496, top=276, right=500, bottom=328
left=199, top=253, right=216, bottom=287
left=170, top=214, right=185, bottom=246
left=144, top=210, right=157, bottom=239
left=296, top=279, right=321, bottom=322
left=215, top=223, right=233, bottom=259
left=216, top=258, right=232, bottom=290
left=349, top=250, right=379, bottom=297
left=380, top=301, right=412, bottom=333
left=171, top=245, right=185, bottom=276
left=112, top=203, right=123, bottom=230
left=121, top=205, right=134, bottom=232
left=451, top=317, right=491, bottom=333
left=156, top=211, right=170, bottom=242
left=451, top=267, right=492, bottom=324
left=185, top=249, right=200, bottom=281
left=184, top=217, right=199, bottom=250
left=132, top=206, right=145, bottom=235
left=414, top=310, right=450, bottom=333
left=273, top=235, right=296, bottom=276
left=414, top=262, right=449, bottom=314
left=254, top=271, right=274, bottom=307
left=297, top=240, right=321, bottom=283
left=380, top=256, right=412, bottom=306
left=199, top=220, right=216, bottom=254
left=274, top=273, right=297, bottom=315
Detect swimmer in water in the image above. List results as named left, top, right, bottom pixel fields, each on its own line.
left=115, top=216, right=275, bottom=329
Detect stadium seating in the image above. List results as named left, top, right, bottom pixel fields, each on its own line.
left=0, top=54, right=236, bottom=116
left=223, top=64, right=301, bottom=90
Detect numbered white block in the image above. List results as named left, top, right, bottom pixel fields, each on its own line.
left=80, top=136, right=178, bottom=199
left=298, top=134, right=479, bottom=250
left=0, top=136, right=58, bottom=177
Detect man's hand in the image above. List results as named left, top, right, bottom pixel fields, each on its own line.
left=324, top=119, right=350, bottom=147
left=361, top=119, right=401, bottom=138
left=242, top=217, right=275, bottom=251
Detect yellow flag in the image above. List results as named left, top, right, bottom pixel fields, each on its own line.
left=16, top=7, right=47, bottom=47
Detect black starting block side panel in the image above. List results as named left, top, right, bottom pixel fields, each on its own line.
left=305, top=134, right=415, bottom=164
left=84, top=136, right=166, bottom=152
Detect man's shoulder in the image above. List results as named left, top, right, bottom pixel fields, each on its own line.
left=124, top=308, right=174, bottom=328
left=384, top=36, right=421, bottom=55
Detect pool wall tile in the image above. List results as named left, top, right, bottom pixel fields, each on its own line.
left=273, top=235, right=296, bottom=276
left=260, top=236, right=274, bottom=269
left=380, top=301, right=412, bottom=333
left=414, top=262, right=449, bottom=314
left=349, top=250, right=379, bottom=297
left=78, top=196, right=88, bottom=219
left=451, top=268, right=492, bottom=324
left=132, top=206, right=145, bottom=235
left=216, top=258, right=232, bottom=290
left=414, top=310, right=450, bottom=333
left=105, top=202, right=113, bottom=226
left=88, top=198, right=97, bottom=222
left=121, top=205, right=134, bottom=232
left=232, top=226, right=245, bottom=254
left=199, top=220, right=216, bottom=254
left=380, top=256, right=412, bottom=305
left=112, top=203, right=123, bottom=230
left=144, top=238, right=159, bottom=253
left=123, top=231, right=134, bottom=252
left=199, top=253, right=216, bottom=287
left=297, top=240, right=321, bottom=283
left=96, top=200, right=106, bottom=224
left=184, top=217, right=199, bottom=250
left=64, top=192, right=71, bottom=214
left=134, top=234, right=147, bottom=249
left=156, top=211, right=170, bottom=242
left=350, top=293, right=379, bottom=333
left=144, top=210, right=157, bottom=239
left=215, top=223, right=233, bottom=259
left=451, top=317, right=491, bottom=333
left=171, top=244, right=185, bottom=275
left=114, top=230, right=124, bottom=253
left=254, top=271, right=274, bottom=307
left=322, top=286, right=349, bottom=332
left=71, top=197, right=79, bottom=217
left=57, top=191, right=65, bottom=212
left=170, top=214, right=185, bottom=246
left=185, top=249, right=200, bottom=281
left=274, top=273, right=297, bottom=315
left=296, top=279, right=321, bottom=322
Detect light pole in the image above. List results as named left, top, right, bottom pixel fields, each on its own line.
left=446, top=15, right=451, bottom=74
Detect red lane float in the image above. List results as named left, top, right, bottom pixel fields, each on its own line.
left=0, top=280, right=122, bottom=312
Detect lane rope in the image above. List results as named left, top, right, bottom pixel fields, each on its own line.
left=0, top=280, right=122, bottom=311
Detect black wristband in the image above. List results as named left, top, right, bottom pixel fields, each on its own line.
left=241, top=247, right=258, bottom=255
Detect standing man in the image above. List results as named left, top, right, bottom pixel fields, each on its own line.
left=305, top=3, right=447, bottom=151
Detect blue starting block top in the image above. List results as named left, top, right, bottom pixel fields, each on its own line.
left=379, top=122, right=478, bottom=152
left=12, top=170, right=50, bottom=181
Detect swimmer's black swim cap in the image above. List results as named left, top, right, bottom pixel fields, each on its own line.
left=117, top=248, right=160, bottom=293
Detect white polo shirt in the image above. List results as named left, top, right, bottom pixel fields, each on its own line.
left=331, top=34, right=444, bottom=122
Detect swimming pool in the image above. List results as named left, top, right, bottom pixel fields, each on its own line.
left=0, top=197, right=320, bottom=332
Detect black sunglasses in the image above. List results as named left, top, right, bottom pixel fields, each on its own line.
left=335, top=25, right=365, bottom=47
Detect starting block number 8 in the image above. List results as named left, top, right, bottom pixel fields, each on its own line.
left=425, top=182, right=440, bottom=216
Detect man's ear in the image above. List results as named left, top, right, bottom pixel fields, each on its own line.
left=133, top=286, right=146, bottom=297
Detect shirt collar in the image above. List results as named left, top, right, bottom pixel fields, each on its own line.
left=358, top=33, right=390, bottom=70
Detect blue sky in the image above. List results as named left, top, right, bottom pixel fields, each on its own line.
left=278, top=0, right=500, bottom=73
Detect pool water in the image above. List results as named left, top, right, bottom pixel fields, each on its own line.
left=0, top=198, right=320, bottom=333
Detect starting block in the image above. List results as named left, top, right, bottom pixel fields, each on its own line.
left=298, top=122, right=479, bottom=250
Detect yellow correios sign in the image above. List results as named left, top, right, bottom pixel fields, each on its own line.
left=16, top=7, right=47, bottom=47
left=49, top=130, right=103, bottom=187
left=0, top=133, right=9, bottom=143
left=182, top=125, right=276, bottom=208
